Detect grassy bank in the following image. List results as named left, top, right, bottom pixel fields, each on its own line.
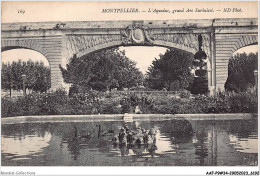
left=1, top=88, right=257, bottom=118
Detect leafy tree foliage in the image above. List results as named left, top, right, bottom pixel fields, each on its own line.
left=225, top=52, right=258, bottom=92
left=145, top=49, right=194, bottom=90
left=60, top=48, right=143, bottom=91
left=1, top=60, right=51, bottom=96
left=1, top=62, right=13, bottom=96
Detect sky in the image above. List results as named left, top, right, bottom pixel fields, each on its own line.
left=119, top=46, right=167, bottom=74
left=1, top=45, right=258, bottom=74
left=2, top=1, right=257, bottom=23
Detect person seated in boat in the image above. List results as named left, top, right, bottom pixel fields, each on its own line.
left=127, top=130, right=134, bottom=144
left=135, top=127, right=144, bottom=144
left=142, top=128, right=149, bottom=144
left=127, top=126, right=138, bottom=144
left=147, top=134, right=154, bottom=144
left=124, top=124, right=130, bottom=133
left=148, top=128, right=156, bottom=136
left=136, top=127, right=143, bottom=136
left=118, top=127, right=127, bottom=144
left=148, top=128, right=156, bottom=143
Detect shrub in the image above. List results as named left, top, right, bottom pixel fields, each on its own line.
left=99, top=98, right=123, bottom=114
left=68, top=90, right=102, bottom=114
left=228, top=92, right=257, bottom=113
left=1, top=89, right=257, bottom=117
left=119, top=93, right=154, bottom=113
left=1, top=98, right=20, bottom=117
left=179, top=89, right=191, bottom=99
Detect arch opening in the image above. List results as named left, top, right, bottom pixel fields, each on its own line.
left=64, top=45, right=195, bottom=93
left=225, top=44, right=258, bottom=93
left=1, top=48, right=51, bottom=97
left=2, top=48, right=50, bottom=66
left=232, top=44, right=258, bottom=56
left=76, top=45, right=195, bottom=75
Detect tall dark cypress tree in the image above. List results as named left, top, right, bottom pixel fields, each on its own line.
left=191, top=35, right=209, bottom=95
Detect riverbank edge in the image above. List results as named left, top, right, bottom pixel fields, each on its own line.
left=1, top=113, right=257, bottom=124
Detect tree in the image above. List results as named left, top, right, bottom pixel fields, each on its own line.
left=145, top=49, right=194, bottom=91
left=112, top=50, right=144, bottom=89
left=225, top=52, right=258, bottom=92
left=60, top=47, right=143, bottom=91
left=1, top=62, right=13, bottom=96
left=1, top=60, right=51, bottom=96
left=30, top=61, right=51, bottom=92
left=59, top=54, right=97, bottom=90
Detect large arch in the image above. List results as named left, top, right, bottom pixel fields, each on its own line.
left=63, top=32, right=208, bottom=92
left=1, top=48, right=51, bottom=97
left=63, top=32, right=207, bottom=61
left=214, top=34, right=258, bottom=91
left=1, top=39, right=46, bottom=55
left=73, top=40, right=197, bottom=59
left=1, top=37, right=63, bottom=91
left=1, top=48, right=50, bottom=66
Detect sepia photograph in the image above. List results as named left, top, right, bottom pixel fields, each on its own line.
left=1, top=1, right=259, bottom=175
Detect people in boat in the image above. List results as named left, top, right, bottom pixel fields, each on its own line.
left=112, top=125, right=157, bottom=145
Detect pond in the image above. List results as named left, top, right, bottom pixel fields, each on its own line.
left=1, top=119, right=258, bottom=166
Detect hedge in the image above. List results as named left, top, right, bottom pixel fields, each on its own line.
left=1, top=89, right=257, bottom=118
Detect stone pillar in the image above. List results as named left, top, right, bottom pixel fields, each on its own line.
left=214, top=32, right=234, bottom=92
left=44, top=37, right=64, bottom=91
left=61, top=34, right=73, bottom=92
left=48, top=57, right=63, bottom=91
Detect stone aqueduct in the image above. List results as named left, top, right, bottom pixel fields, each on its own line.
left=1, top=18, right=258, bottom=92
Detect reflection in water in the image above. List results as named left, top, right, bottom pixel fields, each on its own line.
left=194, top=130, right=208, bottom=166
left=229, top=134, right=258, bottom=153
left=1, top=119, right=258, bottom=166
left=1, top=132, right=51, bottom=159
left=114, top=143, right=159, bottom=160
left=154, top=130, right=174, bottom=154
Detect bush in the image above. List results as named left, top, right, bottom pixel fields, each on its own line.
left=1, top=88, right=71, bottom=117
left=119, top=93, right=154, bottom=113
left=194, top=92, right=257, bottom=113
left=68, top=90, right=103, bottom=114
left=228, top=92, right=257, bottom=113
left=1, top=98, right=21, bottom=117
left=1, top=89, right=257, bottom=118
left=99, top=98, right=123, bottom=114
left=179, top=89, right=191, bottom=99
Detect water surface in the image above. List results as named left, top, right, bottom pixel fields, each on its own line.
left=1, top=119, right=258, bottom=166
